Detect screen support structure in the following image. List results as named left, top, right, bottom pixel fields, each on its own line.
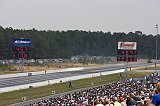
left=125, top=55, right=128, bottom=78
left=146, top=62, right=148, bottom=70
left=155, top=24, right=158, bottom=73
left=19, top=59, right=24, bottom=72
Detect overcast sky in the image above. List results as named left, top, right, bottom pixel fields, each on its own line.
left=0, top=0, right=159, bottom=35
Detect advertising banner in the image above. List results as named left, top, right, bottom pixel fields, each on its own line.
left=13, top=38, right=31, bottom=47
left=118, top=42, right=137, bottom=50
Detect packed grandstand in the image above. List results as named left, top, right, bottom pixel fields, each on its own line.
left=24, top=73, right=160, bottom=106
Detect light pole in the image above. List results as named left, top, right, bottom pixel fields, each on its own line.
left=155, top=24, right=158, bottom=68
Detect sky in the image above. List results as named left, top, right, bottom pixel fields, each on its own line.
left=0, top=0, right=160, bottom=35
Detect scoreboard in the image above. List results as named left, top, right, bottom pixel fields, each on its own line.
left=12, top=52, right=32, bottom=59
left=117, top=50, right=137, bottom=55
left=117, top=42, right=137, bottom=62
left=12, top=46, right=32, bottom=52
left=12, top=39, right=32, bottom=59
left=117, top=51, right=137, bottom=62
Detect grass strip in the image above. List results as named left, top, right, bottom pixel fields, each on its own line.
left=137, top=65, right=160, bottom=70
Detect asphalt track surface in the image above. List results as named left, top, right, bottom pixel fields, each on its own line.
left=0, top=62, right=159, bottom=88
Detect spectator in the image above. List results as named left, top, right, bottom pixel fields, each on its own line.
left=149, top=82, right=160, bottom=106
left=119, top=97, right=126, bottom=106
left=104, top=98, right=110, bottom=106
left=126, top=94, right=136, bottom=106
left=133, top=91, right=141, bottom=102
left=113, top=97, right=121, bottom=106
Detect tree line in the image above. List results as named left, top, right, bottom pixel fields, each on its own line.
left=0, top=26, right=159, bottom=60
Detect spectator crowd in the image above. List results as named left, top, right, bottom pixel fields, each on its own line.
left=26, top=73, right=160, bottom=106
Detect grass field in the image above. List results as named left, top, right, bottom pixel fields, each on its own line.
left=136, top=65, right=160, bottom=70
left=0, top=63, right=98, bottom=75
left=0, top=70, right=152, bottom=106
